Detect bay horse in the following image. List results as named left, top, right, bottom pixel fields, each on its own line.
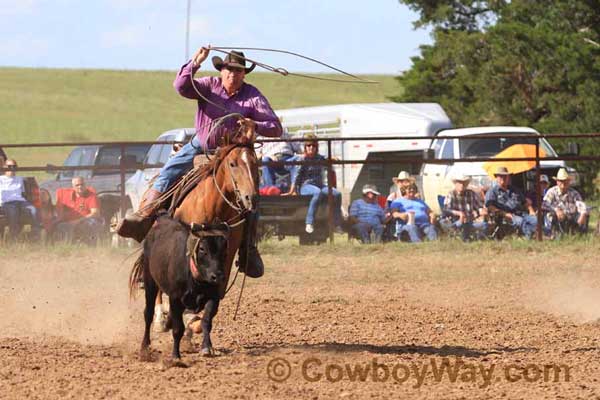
left=130, top=141, right=259, bottom=361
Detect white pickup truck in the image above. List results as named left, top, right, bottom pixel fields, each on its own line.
left=420, top=126, right=578, bottom=214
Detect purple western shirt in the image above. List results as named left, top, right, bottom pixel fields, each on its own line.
left=173, top=61, right=283, bottom=149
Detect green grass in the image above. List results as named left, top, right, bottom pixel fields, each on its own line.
left=0, top=67, right=401, bottom=174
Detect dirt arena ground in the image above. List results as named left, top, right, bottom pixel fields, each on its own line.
left=2, top=238, right=600, bottom=399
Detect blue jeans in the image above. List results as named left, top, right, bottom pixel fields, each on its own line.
left=544, top=212, right=588, bottom=236
left=299, top=184, right=342, bottom=226
left=352, top=221, right=384, bottom=244
left=2, top=200, right=41, bottom=240
left=395, top=221, right=437, bottom=243
left=261, top=154, right=299, bottom=191
left=440, top=219, right=488, bottom=241
left=511, top=214, right=537, bottom=239
left=153, top=136, right=203, bottom=192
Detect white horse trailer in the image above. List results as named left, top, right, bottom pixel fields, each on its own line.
left=276, top=103, right=453, bottom=207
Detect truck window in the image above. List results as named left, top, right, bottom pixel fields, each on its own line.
left=95, top=144, right=151, bottom=175
left=145, top=142, right=168, bottom=166
left=441, top=139, right=455, bottom=159
left=432, top=139, right=444, bottom=158
left=60, top=146, right=96, bottom=179
left=459, top=135, right=557, bottom=158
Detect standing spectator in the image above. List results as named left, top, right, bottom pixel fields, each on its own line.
left=543, top=168, right=589, bottom=235
left=485, top=166, right=537, bottom=239
left=285, top=133, right=343, bottom=234
left=55, top=177, right=104, bottom=244
left=440, top=174, right=488, bottom=241
left=390, top=183, right=437, bottom=242
left=349, top=184, right=388, bottom=243
left=0, top=159, right=41, bottom=241
left=259, top=129, right=301, bottom=192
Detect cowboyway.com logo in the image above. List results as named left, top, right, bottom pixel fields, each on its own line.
left=266, top=357, right=572, bottom=388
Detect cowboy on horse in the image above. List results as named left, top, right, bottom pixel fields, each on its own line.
left=117, top=45, right=283, bottom=278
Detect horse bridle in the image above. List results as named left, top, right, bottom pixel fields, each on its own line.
left=212, top=144, right=256, bottom=227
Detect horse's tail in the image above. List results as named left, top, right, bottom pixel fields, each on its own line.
left=128, top=252, right=146, bottom=300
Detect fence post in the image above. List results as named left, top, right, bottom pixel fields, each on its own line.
left=535, top=138, right=543, bottom=241
left=119, top=144, right=127, bottom=219
left=327, top=139, right=334, bottom=244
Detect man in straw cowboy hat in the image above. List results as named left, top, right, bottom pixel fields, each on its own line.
left=117, top=46, right=282, bottom=278
left=349, top=184, right=389, bottom=243
left=542, top=167, right=589, bottom=235
left=441, top=173, right=488, bottom=241
left=387, top=170, right=419, bottom=205
left=484, top=166, right=537, bottom=239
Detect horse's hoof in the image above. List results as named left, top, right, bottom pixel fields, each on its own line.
left=201, top=346, right=215, bottom=357
left=172, top=358, right=189, bottom=368
left=163, top=358, right=188, bottom=368
left=180, top=334, right=196, bottom=353
left=139, top=348, right=153, bottom=362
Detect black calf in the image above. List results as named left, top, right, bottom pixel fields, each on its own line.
left=130, top=215, right=228, bottom=362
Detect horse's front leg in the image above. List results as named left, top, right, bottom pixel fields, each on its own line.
left=200, top=297, right=220, bottom=356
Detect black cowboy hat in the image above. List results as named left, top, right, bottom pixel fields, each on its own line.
left=212, top=50, right=256, bottom=74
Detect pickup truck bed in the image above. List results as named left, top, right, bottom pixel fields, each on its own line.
left=258, top=195, right=333, bottom=245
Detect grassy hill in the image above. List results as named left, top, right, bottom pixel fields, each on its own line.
left=0, top=67, right=401, bottom=172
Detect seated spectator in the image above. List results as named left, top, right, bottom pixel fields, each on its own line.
left=284, top=133, right=343, bottom=234
left=259, top=129, right=301, bottom=192
left=440, top=174, right=488, bottom=241
left=542, top=168, right=589, bottom=235
left=55, top=176, right=104, bottom=244
left=387, top=171, right=418, bottom=205
left=38, top=188, right=57, bottom=234
left=390, top=183, right=437, bottom=242
left=485, top=166, right=537, bottom=239
left=349, top=184, right=389, bottom=244
left=0, top=159, right=41, bottom=241
left=526, top=174, right=550, bottom=210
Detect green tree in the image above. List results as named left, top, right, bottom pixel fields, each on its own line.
left=394, top=0, right=600, bottom=195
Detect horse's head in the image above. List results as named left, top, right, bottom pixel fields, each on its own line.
left=217, top=144, right=258, bottom=212
left=188, top=223, right=230, bottom=285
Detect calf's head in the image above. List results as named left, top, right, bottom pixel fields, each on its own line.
left=188, top=223, right=229, bottom=285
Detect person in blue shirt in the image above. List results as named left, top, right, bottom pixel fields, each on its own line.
left=349, top=184, right=389, bottom=243
left=284, top=133, right=343, bottom=234
left=389, top=183, right=437, bottom=242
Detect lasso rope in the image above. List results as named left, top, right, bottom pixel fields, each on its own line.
left=209, top=46, right=379, bottom=84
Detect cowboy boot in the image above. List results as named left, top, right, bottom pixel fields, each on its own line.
left=238, top=210, right=264, bottom=278
left=116, top=188, right=163, bottom=242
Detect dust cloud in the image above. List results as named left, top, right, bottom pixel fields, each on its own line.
left=0, top=248, right=142, bottom=346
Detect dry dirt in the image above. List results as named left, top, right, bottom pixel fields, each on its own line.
left=1, top=239, right=600, bottom=399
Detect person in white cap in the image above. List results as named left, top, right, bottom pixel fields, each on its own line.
left=348, top=184, right=389, bottom=243
left=542, top=168, right=588, bottom=235
left=440, top=174, right=488, bottom=241
left=484, top=166, right=537, bottom=239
